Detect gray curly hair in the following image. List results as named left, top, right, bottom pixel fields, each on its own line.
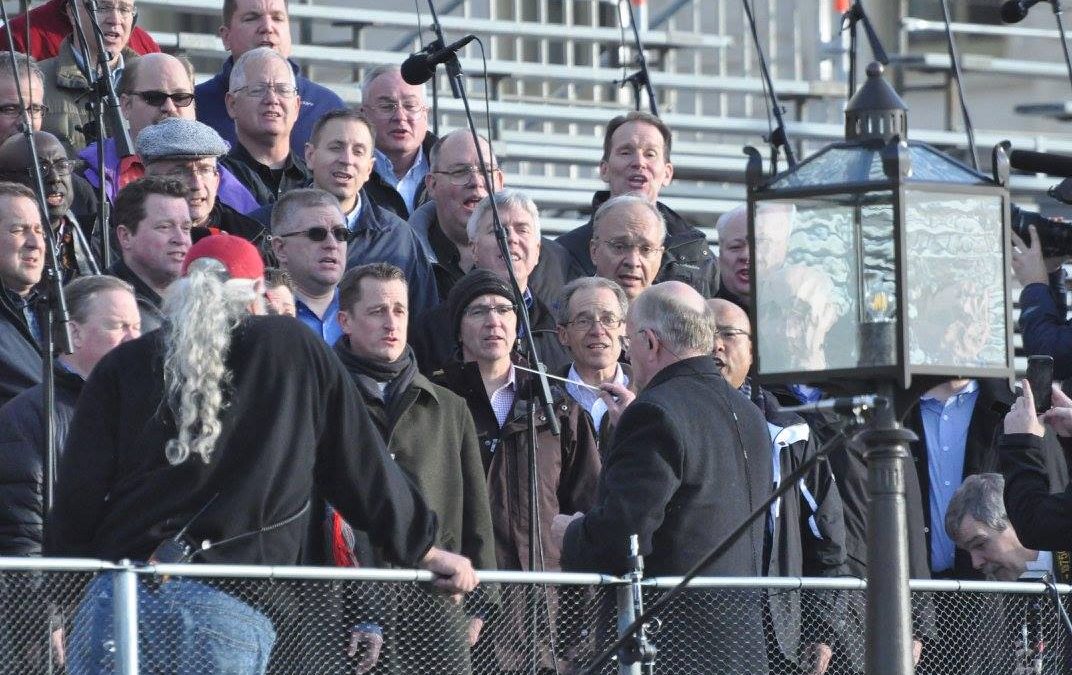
left=161, top=257, right=259, bottom=465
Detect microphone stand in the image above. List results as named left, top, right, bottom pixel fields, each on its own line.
left=0, top=0, right=73, bottom=568
left=1049, top=0, right=1072, bottom=96
left=740, top=0, right=796, bottom=172
left=615, top=0, right=658, bottom=116
left=937, top=0, right=979, bottom=170
left=418, top=5, right=562, bottom=668
left=577, top=397, right=883, bottom=675
left=70, top=0, right=134, bottom=269
left=841, top=0, right=889, bottom=98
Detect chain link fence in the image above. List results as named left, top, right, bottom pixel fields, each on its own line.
left=0, top=560, right=1069, bottom=674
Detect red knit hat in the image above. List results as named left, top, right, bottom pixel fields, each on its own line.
left=181, top=234, right=264, bottom=280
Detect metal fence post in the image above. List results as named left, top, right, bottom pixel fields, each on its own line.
left=615, top=583, right=641, bottom=675
left=113, top=560, right=138, bottom=675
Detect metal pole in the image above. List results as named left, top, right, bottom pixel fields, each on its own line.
left=616, top=584, right=641, bottom=675
left=859, top=387, right=916, bottom=675
left=113, top=561, right=139, bottom=675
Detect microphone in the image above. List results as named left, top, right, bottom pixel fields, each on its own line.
left=1001, top=0, right=1046, bottom=23
left=779, top=395, right=886, bottom=415
left=1009, top=148, right=1072, bottom=177
left=400, top=34, right=477, bottom=86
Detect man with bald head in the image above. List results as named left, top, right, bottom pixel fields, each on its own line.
left=0, top=131, right=96, bottom=280
left=558, top=281, right=771, bottom=672
left=590, top=194, right=666, bottom=300
left=715, top=202, right=793, bottom=309
left=78, top=53, right=257, bottom=214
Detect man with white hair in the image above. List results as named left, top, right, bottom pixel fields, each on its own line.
left=47, top=233, right=479, bottom=672
left=589, top=194, right=666, bottom=301
left=558, top=281, right=772, bottom=673
left=409, top=188, right=571, bottom=376
left=219, top=47, right=311, bottom=205
left=194, top=0, right=344, bottom=153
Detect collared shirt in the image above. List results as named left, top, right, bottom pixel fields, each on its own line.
left=70, top=48, right=125, bottom=89
left=566, top=363, right=628, bottom=433
left=1026, top=550, right=1054, bottom=575
left=296, top=289, right=342, bottom=345
left=920, top=379, right=980, bottom=573
left=374, top=147, right=428, bottom=215
left=344, top=194, right=364, bottom=232
left=489, top=365, right=517, bottom=429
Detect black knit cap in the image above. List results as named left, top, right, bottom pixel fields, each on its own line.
left=448, top=269, right=516, bottom=340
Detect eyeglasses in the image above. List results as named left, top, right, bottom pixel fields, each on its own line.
left=596, top=239, right=664, bottom=259
left=233, top=83, right=298, bottom=99
left=713, top=327, right=750, bottom=341
left=277, top=226, right=352, bottom=243
left=0, top=103, right=49, bottom=118
left=464, top=303, right=516, bottom=320
left=565, top=314, right=624, bottom=331
left=0, top=158, right=76, bottom=178
left=87, top=2, right=135, bottom=18
left=367, top=100, right=427, bottom=119
left=130, top=90, right=195, bottom=108
left=432, top=165, right=500, bottom=186
left=160, top=165, right=219, bottom=182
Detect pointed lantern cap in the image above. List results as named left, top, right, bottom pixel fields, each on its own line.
left=845, top=62, right=908, bottom=143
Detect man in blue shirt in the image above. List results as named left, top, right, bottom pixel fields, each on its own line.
left=270, top=188, right=347, bottom=343
left=194, top=0, right=344, bottom=155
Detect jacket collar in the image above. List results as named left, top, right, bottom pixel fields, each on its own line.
left=55, top=36, right=137, bottom=91
left=644, top=354, right=719, bottom=391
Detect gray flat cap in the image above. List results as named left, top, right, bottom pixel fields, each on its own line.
left=136, top=117, right=231, bottom=162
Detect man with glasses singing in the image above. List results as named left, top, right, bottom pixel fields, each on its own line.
left=270, top=188, right=351, bottom=343
left=360, top=65, right=435, bottom=219
left=39, top=0, right=139, bottom=151
left=194, top=0, right=343, bottom=154
left=140, top=117, right=268, bottom=253
left=220, top=47, right=311, bottom=205
left=589, top=194, right=666, bottom=301
left=78, top=53, right=257, bottom=214
left=0, top=56, right=48, bottom=144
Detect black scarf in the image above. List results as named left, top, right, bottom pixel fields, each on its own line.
left=333, top=338, right=418, bottom=424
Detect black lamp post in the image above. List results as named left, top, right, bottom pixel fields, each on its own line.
left=746, top=62, right=1015, bottom=675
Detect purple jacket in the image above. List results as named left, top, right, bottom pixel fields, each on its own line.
left=78, top=138, right=260, bottom=214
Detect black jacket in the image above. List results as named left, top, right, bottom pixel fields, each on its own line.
left=0, top=365, right=83, bottom=555
left=555, top=191, right=720, bottom=297
left=105, top=259, right=165, bottom=333
left=364, top=131, right=437, bottom=219
left=219, top=143, right=313, bottom=206
left=410, top=291, right=570, bottom=378
left=44, top=317, right=438, bottom=567
left=1001, top=432, right=1072, bottom=553
left=906, top=379, right=1068, bottom=579
left=0, top=290, right=42, bottom=409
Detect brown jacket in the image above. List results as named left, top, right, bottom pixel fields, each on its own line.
left=433, top=359, right=601, bottom=572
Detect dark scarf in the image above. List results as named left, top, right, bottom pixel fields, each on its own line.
left=334, top=338, right=418, bottom=424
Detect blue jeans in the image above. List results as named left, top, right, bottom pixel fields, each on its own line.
left=68, top=574, right=276, bottom=674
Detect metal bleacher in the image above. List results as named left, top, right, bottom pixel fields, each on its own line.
left=129, top=0, right=1072, bottom=239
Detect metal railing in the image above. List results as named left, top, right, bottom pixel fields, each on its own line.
left=1, top=557, right=1070, bottom=674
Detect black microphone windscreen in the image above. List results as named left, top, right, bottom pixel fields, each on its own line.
left=1001, top=0, right=1029, bottom=23
left=400, top=53, right=435, bottom=86
left=1009, top=149, right=1072, bottom=178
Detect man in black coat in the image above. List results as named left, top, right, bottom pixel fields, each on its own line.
left=0, top=182, right=46, bottom=409
left=555, top=112, right=718, bottom=298
left=559, top=281, right=771, bottom=673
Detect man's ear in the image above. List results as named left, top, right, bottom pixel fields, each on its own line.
left=224, top=92, right=237, bottom=121
left=556, top=324, right=570, bottom=349
left=337, top=309, right=352, bottom=335
left=116, top=224, right=133, bottom=251
left=598, top=160, right=609, bottom=185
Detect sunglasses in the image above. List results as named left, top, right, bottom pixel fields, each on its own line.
left=277, top=226, right=352, bottom=243
left=131, top=90, right=195, bottom=108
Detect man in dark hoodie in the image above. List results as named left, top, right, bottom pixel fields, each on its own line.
left=555, top=111, right=718, bottom=297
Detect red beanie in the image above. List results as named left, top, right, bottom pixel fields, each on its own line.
left=181, top=234, right=264, bottom=280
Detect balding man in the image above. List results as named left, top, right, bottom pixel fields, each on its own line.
left=714, top=202, right=793, bottom=309
left=589, top=194, right=666, bottom=300
left=78, top=53, right=257, bottom=214
left=558, top=281, right=771, bottom=672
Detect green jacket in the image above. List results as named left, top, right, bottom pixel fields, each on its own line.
left=40, top=37, right=138, bottom=153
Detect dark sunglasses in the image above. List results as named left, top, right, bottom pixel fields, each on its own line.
left=131, top=90, right=195, bottom=108
left=277, top=226, right=352, bottom=243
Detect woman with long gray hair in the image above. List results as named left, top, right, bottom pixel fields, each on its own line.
left=46, top=234, right=478, bottom=674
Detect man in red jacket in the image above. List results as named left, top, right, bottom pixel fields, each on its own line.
left=0, top=0, right=159, bottom=60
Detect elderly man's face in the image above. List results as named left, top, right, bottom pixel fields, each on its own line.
left=470, top=203, right=540, bottom=292
left=589, top=201, right=664, bottom=300
left=220, top=0, right=292, bottom=59
left=426, top=134, right=502, bottom=244
left=71, top=0, right=135, bottom=62
left=599, top=120, right=673, bottom=202
left=120, top=56, right=196, bottom=139
left=146, top=157, right=221, bottom=226
left=0, top=75, right=44, bottom=141
left=225, top=55, right=300, bottom=145
left=361, top=70, right=428, bottom=163
left=953, top=514, right=1033, bottom=581
left=557, top=285, right=624, bottom=375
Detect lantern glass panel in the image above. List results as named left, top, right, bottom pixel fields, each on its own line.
left=754, top=192, right=897, bottom=375
left=904, top=191, right=1007, bottom=368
